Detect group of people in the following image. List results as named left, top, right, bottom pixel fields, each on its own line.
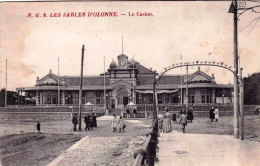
left=125, top=107, right=137, bottom=119
left=72, top=111, right=97, bottom=132
left=158, top=107, right=194, bottom=134
left=110, top=114, right=126, bottom=132
left=209, top=107, right=219, bottom=122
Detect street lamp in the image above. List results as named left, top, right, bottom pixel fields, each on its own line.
left=150, top=68, right=157, bottom=120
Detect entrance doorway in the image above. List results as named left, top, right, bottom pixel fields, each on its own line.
left=123, top=97, right=129, bottom=106
left=117, top=87, right=129, bottom=108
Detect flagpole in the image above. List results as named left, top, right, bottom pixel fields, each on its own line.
left=5, top=59, right=7, bottom=108
left=58, top=57, right=60, bottom=106
left=180, top=55, right=183, bottom=106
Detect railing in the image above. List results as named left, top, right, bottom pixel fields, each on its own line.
left=133, top=118, right=158, bottom=166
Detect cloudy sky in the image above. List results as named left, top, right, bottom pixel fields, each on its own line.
left=0, top=1, right=259, bottom=91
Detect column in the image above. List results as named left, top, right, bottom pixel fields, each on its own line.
left=62, top=90, right=65, bottom=105
left=36, top=90, right=39, bottom=106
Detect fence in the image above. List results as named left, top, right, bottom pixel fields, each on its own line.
left=133, top=118, right=158, bottom=166
left=0, top=105, right=105, bottom=113
left=136, top=104, right=258, bottom=113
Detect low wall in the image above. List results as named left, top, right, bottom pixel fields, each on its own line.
left=0, top=105, right=257, bottom=120
left=0, top=112, right=105, bottom=120
left=136, top=105, right=259, bottom=113
left=0, top=106, right=105, bottom=120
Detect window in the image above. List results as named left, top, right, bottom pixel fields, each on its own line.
left=202, top=95, right=206, bottom=103
left=72, top=92, right=79, bottom=104
left=206, top=96, right=210, bottom=103
left=42, top=91, right=57, bottom=104
left=86, top=92, right=96, bottom=104
left=191, top=96, right=195, bottom=103
left=165, top=98, right=170, bottom=104
left=158, top=97, right=163, bottom=104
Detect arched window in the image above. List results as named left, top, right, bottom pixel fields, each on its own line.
left=86, top=92, right=96, bottom=104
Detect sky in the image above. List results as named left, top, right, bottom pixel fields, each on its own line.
left=0, top=1, right=259, bottom=91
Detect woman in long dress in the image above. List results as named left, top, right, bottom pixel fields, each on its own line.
left=214, top=109, right=219, bottom=122
left=110, top=114, right=117, bottom=132
left=163, top=108, right=172, bottom=133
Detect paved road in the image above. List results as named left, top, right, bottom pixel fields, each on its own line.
left=158, top=130, right=260, bottom=166
left=47, top=117, right=151, bottom=166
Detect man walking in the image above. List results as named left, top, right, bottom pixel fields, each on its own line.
left=209, top=107, right=215, bottom=122
left=179, top=111, right=188, bottom=133
left=72, top=114, right=78, bottom=132
left=36, top=122, right=41, bottom=133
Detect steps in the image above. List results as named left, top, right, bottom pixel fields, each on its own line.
left=108, top=108, right=123, bottom=116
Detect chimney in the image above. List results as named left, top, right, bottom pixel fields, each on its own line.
left=36, top=77, right=40, bottom=85
left=49, top=69, right=52, bottom=74
left=211, top=74, right=215, bottom=82
left=198, top=67, right=200, bottom=71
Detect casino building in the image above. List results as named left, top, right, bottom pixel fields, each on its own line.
left=17, top=54, right=234, bottom=108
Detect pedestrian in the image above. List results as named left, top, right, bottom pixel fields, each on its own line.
left=209, top=107, right=215, bottom=122
left=214, top=109, right=219, bottom=122
left=133, top=107, right=137, bottom=119
left=84, top=114, right=90, bottom=131
left=163, top=107, right=172, bottom=133
left=36, top=122, right=41, bottom=133
left=126, top=107, right=130, bottom=119
left=92, top=111, right=97, bottom=127
left=255, top=106, right=260, bottom=115
left=171, top=113, right=177, bottom=124
left=187, top=107, right=194, bottom=123
left=72, top=114, right=78, bottom=132
left=179, top=111, right=188, bottom=133
left=180, top=108, right=185, bottom=115
left=110, top=114, right=117, bottom=132
left=117, top=116, right=125, bottom=132
left=158, top=113, right=164, bottom=133
left=89, top=113, right=94, bottom=130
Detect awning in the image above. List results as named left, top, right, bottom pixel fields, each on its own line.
left=135, top=89, right=179, bottom=94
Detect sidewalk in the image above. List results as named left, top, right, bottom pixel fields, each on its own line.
left=158, top=130, right=260, bottom=166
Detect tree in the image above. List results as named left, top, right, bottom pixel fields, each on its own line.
left=0, top=89, right=19, bottom=107
left=244, top=73, right=260, bottom=105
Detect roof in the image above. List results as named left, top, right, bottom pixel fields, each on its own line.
left=135, top=62, right=154, bottom=74
left=137, top=75, right=183, bottom=86
left=64, top=76, right=110, bottom=86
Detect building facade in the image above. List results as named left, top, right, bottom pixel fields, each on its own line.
left=17, top=54, right=234, bottom=108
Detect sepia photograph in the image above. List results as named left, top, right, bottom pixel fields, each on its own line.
left=0, top=1, right=260, bottom=166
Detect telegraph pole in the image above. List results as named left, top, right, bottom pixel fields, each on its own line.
left=58, top=57, right=60, bottom=106
left=104, top=56, right=106, bottom=111
left=5, top=59, right=7, bottom=108
left=180, top=55, right=183, bottom=106
left=185, top=65, right=188, bottom=112
left=78, top=45, right=85, bottom=131
left=233, top=0, right=240, bottom=139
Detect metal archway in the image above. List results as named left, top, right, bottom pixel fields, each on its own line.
left=152, top=60, right=244, bottom=140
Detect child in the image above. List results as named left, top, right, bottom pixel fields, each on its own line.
left=214, top=109, right=219, bottom=122
left=117, top=116, right=125, bottom=132
left=172, top=113, right=177, bottom=124
left=110, top=114, right=117, bottom=132
left=158, top=114, right=163, bottom=133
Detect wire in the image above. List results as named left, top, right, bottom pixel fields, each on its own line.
left=247, top=17, right=260, bottom=36
left=238, top=16, right=260, bottom=33
left=247, top=0, right=260, bottom=4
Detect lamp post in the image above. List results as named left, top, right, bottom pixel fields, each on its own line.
left=222, top=91, right=225, bottom=104
left=153, top=70, right=157, bottom=120
left=239, top=68, right=244, bottom=140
